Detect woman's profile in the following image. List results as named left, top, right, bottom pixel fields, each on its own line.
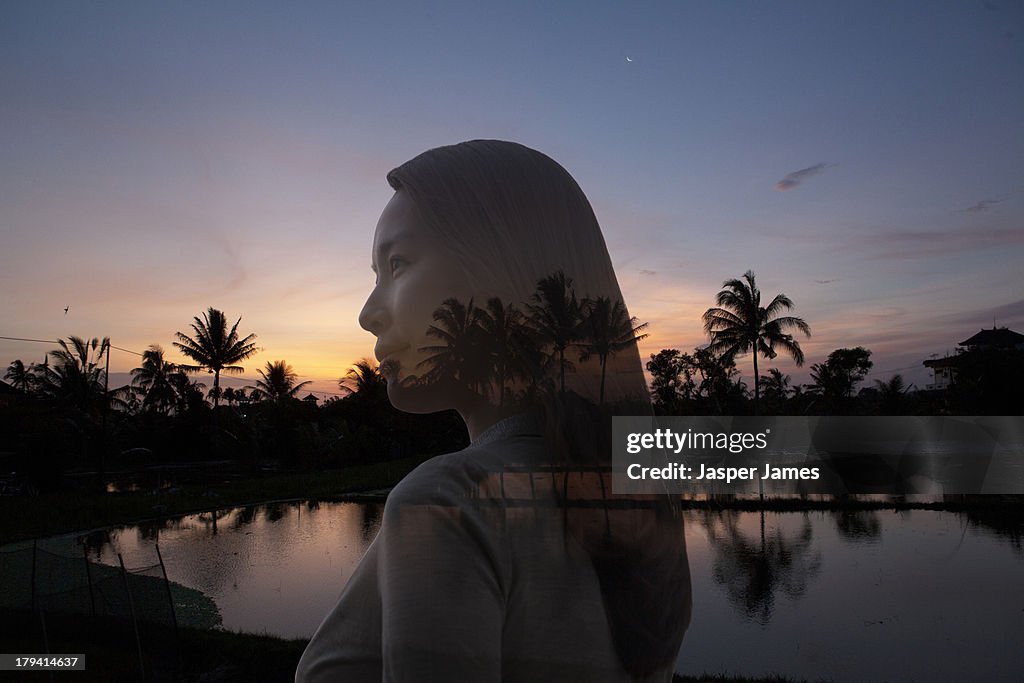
left=296, top=140, right=691, bottom=682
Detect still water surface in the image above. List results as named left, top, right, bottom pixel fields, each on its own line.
left=64, top=502, right=1024, bottom=682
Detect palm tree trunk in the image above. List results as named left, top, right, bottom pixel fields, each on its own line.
left=213, top=370, right=221, bottom=407
left=599, top=355, right=607, bottom=405
left=752, top=349, right=760, bottom=416
left=558, top=347, right=566, bottom=394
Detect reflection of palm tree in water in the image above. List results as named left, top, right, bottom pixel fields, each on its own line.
left=359, top=503, right=384, bottom=543
left=831, top=509, right=882, bottom=542
left=697, top=509, right=822, bottom=625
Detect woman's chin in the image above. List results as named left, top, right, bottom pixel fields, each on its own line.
left=385, top=379, right=452, bottom=414
left=385, top=374, right=485, bottom=415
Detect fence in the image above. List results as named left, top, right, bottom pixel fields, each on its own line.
left=0, top=540, right=180, bottom=681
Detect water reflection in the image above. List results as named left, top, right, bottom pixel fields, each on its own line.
left=962, top=507, right=1024, bottom=553
left=76, top=501, right=385, bottom=639
left=831, top=509, right=882, bottom=543
left=697, top=510, right=822, bottom=625
left=47, top=501, right=1024, bottom=682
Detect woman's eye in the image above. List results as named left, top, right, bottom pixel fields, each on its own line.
left=389, top=256, right=405, bottom=273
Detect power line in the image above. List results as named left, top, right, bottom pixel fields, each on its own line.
left=0, top=335, right=58, bottom=344
left=1, top=335, right=143, bottom=357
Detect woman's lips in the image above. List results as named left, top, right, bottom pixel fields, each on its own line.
left=375, top=345, right=408, bottom=363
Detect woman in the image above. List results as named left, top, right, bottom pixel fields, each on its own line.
left=297, top=140, right=691, bottom=682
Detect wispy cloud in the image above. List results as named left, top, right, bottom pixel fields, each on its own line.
left=775, top=163, right=831, bottom=191
left=814, top=278, right=839, bottom=285
left=962, top=197, right=1008, bottom=213
left=639, top=269, right=657, bottom=276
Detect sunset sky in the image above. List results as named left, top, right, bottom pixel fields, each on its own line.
left=3, top=1, right=1022, bottom=398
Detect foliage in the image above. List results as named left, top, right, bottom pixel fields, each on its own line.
left=526, top=271, right=583, bottom=393
left=173, top=307, right=258, bottom=407
left=577, top=296, right=649, bottom=404
left=647, top=347, right=747, bottom=415
left=129, top=345, right=188, bottom=415
left=34, top=336, right=110, bottom=415
left=702, top=270, right=810, bottom=412
left=251, top=360, right=312, bottom=403
left=807, top=347, right=873, bottom=413
left=4, top=360, right=34, bottom=393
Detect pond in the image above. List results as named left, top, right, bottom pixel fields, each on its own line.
left=33, top=501, right=1024, bottom=682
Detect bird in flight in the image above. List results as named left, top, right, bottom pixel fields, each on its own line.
left=625, top=56, right=633, bottom=62
left=64, top=305, right=70, bottom=315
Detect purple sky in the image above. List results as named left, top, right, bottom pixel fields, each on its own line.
left=2, top=1, right=1022, bottom=397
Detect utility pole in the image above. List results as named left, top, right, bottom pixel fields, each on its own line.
left=99, top=339, right=111, bottom=483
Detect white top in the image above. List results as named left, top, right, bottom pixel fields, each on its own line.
left=296, top=415, right=682, bottom=682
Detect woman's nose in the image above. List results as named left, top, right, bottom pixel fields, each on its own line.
left=358, top=288, right=388, bottom=335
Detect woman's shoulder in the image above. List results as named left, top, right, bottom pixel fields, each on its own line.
left=386, top=432, right=547, bottom=510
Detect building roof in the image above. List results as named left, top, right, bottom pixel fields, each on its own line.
left=958, top=327, right=1024, bottom=348
left=0, top=380, right=25, bottom=396
left=923, top=356, right=959, bottom=369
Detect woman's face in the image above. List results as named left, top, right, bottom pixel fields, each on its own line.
left=358, top=191, right=476, bottom=413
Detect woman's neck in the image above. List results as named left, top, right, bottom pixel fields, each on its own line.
left=459, top=402, right=530, bottom=443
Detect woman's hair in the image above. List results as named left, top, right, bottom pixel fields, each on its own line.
left=386, top=141, right=690, bottom=675
left=386, top=139, right=647, bottom=408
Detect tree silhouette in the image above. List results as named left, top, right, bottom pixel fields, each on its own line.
left=646, top=349, right=689, bottom=411
left=173, top=307, right=258, bottom=407
left=702, top=270, right=810, bottom=414
left=872, top=373, right=914, bottom=415
left=578, top=296, right=648, bottom=404
left=418, top=297, right=488, bottom=394
left=759, top=368, right=792, bottom=414
left=339, top=359, right=388, bottom=401
left=526, top=271, right=582, bottom=394
left=688, top=347, right=746, bottom=415
left=807, top=347, right=873, bottom=413
left=252, top=360, right=312, bottom=402
left=4, top=359, right=34, bottom=393
left=37, top=336, right=110, bottom=412
left=130, top=345, right=184, bottom=414
left=476, top=297, right=530, bottom=407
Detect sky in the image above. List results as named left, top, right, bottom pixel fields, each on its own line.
left=2, top=1, right=1023, bottom=398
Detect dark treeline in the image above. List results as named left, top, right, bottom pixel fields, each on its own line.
left=2, top=270, right=1021, bottom=494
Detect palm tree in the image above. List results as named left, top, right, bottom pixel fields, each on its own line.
left=4, top=359, right=34, bottom=393
left=252, top=360, right=312, bottom=402
left=760, top=368, right=791, bottom=401
left=578, top=296, right=649, bottom=404
left=173, top=307, right=258, bottom=407
left=130, top=345, right=182, bottom=414
left=37, top=336, right=110, bottom=412
left=340, top=359, right=387, bottom=399
left=526, top=271, right=582, bottom=394
left=873, top=374, right=914, bottom=415
left=476, top=297, right=530, bottom=406
left=418, top=297, right=488, bottom=394
left=702, top=271, right=810, bottom=413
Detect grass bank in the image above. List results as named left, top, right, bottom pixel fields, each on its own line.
left=0, top=457, right=426, bottom=544
left=0, top=608, right=806, bottom=682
